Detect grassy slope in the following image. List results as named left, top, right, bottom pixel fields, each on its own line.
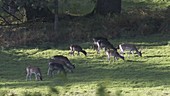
left=0, top=34, right=170, bottom=96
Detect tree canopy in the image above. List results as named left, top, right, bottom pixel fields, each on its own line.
left=0, top=0, right=121, bottom=24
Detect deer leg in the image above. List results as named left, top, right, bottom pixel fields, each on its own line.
left=114, top=56, right=118, bottom=61
left=130, top=50, right=134, bottom=56
left=37, top=75, right=40, bottom=81
left=47, top=67, right=51, bottom=75
left=113, top=57, right=116, bottom=62
left=107, top=54, right=110, bottom=61
left=97, top=48, right=100, bottom=54
left=47, top=68, right=53, bottom=77
left=26, top=74, right=29, bottom=81
left=47, top=70, right=49, bottom=76
left=52, top=70, right=55, bottom=76
left=94, top=44, right=99, bottom=54
left=29, top=74, right=32, bottom=80
left=70, top=50, right=74, bottom=56
left=35, top=73, right=38, bottom=80
left=127, top=51, right=130, bottom=58
left=69, top=51, right=73, bottom=55
left=104, top=47, right=107, bottom=52
left=97, top=45, right=101, bottom=54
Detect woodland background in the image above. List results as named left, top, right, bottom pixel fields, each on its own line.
left=0, top=0, right=169, bottom=48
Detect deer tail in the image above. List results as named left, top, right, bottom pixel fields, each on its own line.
left=81, top=50, right=87, bottom=56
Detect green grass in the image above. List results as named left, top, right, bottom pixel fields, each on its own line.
left=0, top=34, right=170, bottom=96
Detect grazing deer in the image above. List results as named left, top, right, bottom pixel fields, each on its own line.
left=47, top=62, right=66, bottom=77
left=118, top=43, right=142, bottom=57
left=51, top=55, right=75, bottom=72
left=106, top=50, right=124, bottom=61
left=70, top=44, right=87, bottom=56
left=97, top=39, right=117, bottom=53
left=26, top=65, right=42, bottom=81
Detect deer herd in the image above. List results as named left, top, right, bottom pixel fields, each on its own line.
left=26, top=37, right=142, bottom=81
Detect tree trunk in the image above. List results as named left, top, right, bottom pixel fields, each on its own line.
left=54, top=0, right=59, bottom=32
left=96, top=0, right=121, bottom=15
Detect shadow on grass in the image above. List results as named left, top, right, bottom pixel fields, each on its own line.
left=126, top=60, right=145, bottom=62
left=145, top=55, right=163, bottom=58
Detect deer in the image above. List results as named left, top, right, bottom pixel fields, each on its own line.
left=93, top=37, right=108, bottom=46
left=26, top=65, right=43, bottom=81
left=106, top=49, right=125, bottom=61
left=92, top=37, right=108, bottom=53
left=51, top=55, right=75, bottom=72
left=97, top=39, right=117, bottom=54
left=70, top=44, right=87, bottom=56
left=118, top=43, right=142, bottom=57
left=47, top=62, right=67, bottom=77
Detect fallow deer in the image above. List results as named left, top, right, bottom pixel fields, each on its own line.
left=47, top=62, right=66, bottom=77
left=51, top=55, right=75, bottom=72
left=93, top=37, right=108, bottom=46
left=92, top=37, right=108, bottom=53
left=26, top=65, right=42, bottom=81
left=118, top=43, right=142, bottom=57
left=70, top=44, right=87, bottom=56
left=97, top=39, right=117, bottom=53
left=106, top=50, right=124, bottom=61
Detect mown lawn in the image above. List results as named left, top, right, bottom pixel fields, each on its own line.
left=0, top=34, right=170, bottom=96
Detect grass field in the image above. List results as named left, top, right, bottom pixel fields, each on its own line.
left=0, top=34, right=170, bottom=96
left=0, top=0, right=170, bottom=95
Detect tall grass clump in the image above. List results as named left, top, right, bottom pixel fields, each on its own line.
left=48, top=87, right=59, bottom=95
left=115, top=90, right=123, bottom=96
left=96, top=83, right=110, bottom=96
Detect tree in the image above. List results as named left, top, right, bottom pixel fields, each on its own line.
left=53, top=0, right=59, bottom=32
left=95, top=0, right=121, bottom=15
left=0, top=0, right=55, bottom=24
left=0, top=0, right=122, bottom=25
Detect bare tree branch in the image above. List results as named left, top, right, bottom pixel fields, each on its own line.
left=0, top=14, right=10, bottom=25
left=1, top=7, right=23, bottom=22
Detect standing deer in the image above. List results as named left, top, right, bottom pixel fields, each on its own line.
left=47, top=62, right=67, bottom=77
left=93, top=37, right=108, bottom=46
left=97, top=39, right=117, bottom=54
left=106, top=50, right=124, bottom=61
left=26, top=65, right=43, bottom=81
left=51, top=55, right=75, bottom=72
left=118, top=43, right=142, bottom=57
left=92, top=37, right=108, bottom=53
left=70, top=44, right=87, bottom=56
